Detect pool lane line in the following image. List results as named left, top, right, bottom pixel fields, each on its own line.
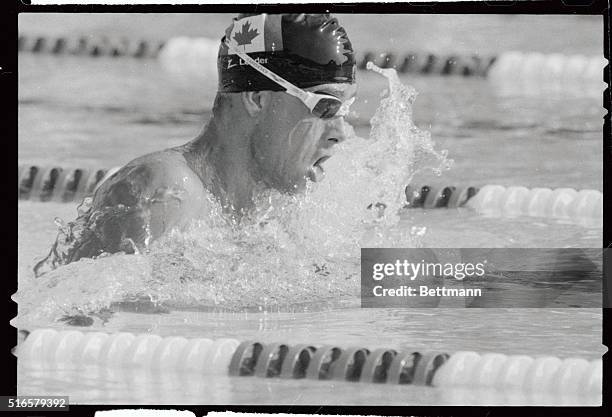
left=357, top=51, right=496, bottom=76
left=18, top=35, right=164, bottom=59
left=404, top=183, right=602, bottom=223
left=18, top=165, right=117, bottom=202
left=462, top=184, right=602, bottom=226
left=17, top=164, right=602, bottom=224
left=18, top=164, right=602, bottom=224
left=16, top=329, right=601, bottom=395
left=18, top=35, right=604, bottom=80
left=404, top=184, right=479, bottom=208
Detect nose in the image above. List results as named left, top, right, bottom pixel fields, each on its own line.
left=323, top=117, right=349, bottom=145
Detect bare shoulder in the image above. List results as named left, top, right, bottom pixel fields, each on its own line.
left=95, top=151, right=204, bottom=202
left=92, top=149, right=210, bottom=231
left=31, top=149, right=214, bottom=272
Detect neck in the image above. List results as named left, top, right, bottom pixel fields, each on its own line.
left=182, top=114, right=261, bottom=216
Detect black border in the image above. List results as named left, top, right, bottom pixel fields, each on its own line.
left=3, top=0, right=19, bottom=406
left=8, top=1, right=612, bottom=14
left=5, top=1, right=611, bottom=416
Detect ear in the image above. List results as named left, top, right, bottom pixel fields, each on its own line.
left=241, top=91, right=271, bottom=117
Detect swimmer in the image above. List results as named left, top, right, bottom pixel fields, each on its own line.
left=34, top=13, right=357, bottom=276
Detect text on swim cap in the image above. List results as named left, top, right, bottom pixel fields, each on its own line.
left=227, top=57, right=269, bottom=70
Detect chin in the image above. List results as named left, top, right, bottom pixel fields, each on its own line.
left=292, top=178, right=309, bottom=193
left=271, top=168, right=316, bottom=194
left=292, top=173, right=314, bottom=193
left=272, top=177, right=306, bottom=195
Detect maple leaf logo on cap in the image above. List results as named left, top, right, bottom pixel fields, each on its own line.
left=233, top=21, right=260, bottom=46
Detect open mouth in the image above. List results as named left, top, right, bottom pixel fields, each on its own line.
left=313, top=155, right=331, bottom=170
left=309, top=155, right=331, bottom=182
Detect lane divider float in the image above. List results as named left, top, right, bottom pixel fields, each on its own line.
left=18, top=165, right=602, bottom=227
left=18, top=165, right=117, bottom=203
left=357, top=51, right=497, bottom=76
left=405, top=184, right=479, bottom=209
left=16, top=329, right=601, bottom=396
left=464, top=184, right=602, bottom=225
left=18, top=35, right=165, bottom=59
left=405, top=184, right=601, bottom=226
left=19, top=35, right=605, bottom=81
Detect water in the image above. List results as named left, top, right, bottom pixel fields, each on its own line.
left=17, top=14, right=603, bottom=404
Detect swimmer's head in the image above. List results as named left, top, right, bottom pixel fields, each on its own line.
left=215, top=14, right=357, bottom=193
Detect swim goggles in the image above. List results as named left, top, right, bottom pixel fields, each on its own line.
left=224, top=39, right=354, bottom=119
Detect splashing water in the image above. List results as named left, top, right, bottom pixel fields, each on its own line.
left=14, top=63, right=452, bottom=327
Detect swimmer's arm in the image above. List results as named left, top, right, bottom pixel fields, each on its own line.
left=33, top=182, right=151, bottom=275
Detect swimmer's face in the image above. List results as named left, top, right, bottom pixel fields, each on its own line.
left=252, top=83, right=358, bottom=193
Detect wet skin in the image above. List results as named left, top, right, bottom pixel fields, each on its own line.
left=82, top=149, right=210, bottom=253
left=35, top=83, right=357, bottom=273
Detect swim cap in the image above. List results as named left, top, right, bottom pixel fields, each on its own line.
left=218, top=13, right=356, bottom=92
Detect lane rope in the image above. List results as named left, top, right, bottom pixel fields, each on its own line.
left=463, top=184, right=602, bottom=226
left=18, top=35, right=164, bottom=59
left=18, top=165, right=114, bottom=203
left=19, top=35, right=605, bottom=81
left=16, top=329, right=601, bottom=395
left=18, top=165, right=602, bottom=226
left=405, top=183, right=601, bottom=225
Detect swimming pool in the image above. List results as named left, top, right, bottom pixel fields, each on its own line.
left=17, top=14, right=604, bottom=405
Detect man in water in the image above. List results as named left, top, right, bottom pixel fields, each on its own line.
left=35, top=13, right=357, bottom=276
